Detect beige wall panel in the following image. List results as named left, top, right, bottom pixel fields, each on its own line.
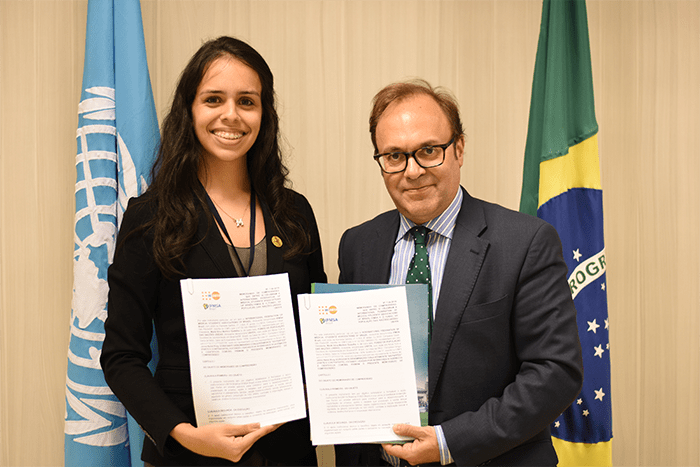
left=589, top=0, right=700, bottom=465
left=1, top=1, right=699, bottom=466
left=588, top=3, right=644, bottom=464
left=673, top=3, right=700, bottom=458
left=0, top=1, right=84, bottom=466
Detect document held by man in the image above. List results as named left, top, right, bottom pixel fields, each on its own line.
left=298, top=286, right=421, bottom=445
left=180, top=273, right=306, bottom=427
left=313, top=283, right=429, bottom=426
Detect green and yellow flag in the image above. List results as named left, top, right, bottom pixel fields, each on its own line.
left=520, top=0, right=612, bottom=465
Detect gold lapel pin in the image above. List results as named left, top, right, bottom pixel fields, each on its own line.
left=271, top=236, right=283, bottom=248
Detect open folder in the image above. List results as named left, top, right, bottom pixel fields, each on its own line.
left=298, top=283, right=429, bottom=445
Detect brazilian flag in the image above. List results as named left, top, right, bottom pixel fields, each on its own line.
left=520, top=0, right=612, bottom=465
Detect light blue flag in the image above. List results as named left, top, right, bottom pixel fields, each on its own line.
left=65, top=1, right=159, bottom=465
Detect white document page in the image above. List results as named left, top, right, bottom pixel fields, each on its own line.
left=180, top=273, right=306, bottom=427
left=298, top=287, right=420, bottom=445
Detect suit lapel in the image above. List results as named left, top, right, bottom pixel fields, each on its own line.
left=429, top=189, right=489, bottom=397
left=365, top=211, right=400, bottom=284
left=261, top=200, right=286, bottom=274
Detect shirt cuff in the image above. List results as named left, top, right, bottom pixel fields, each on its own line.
left=435, top=425, right=454, bottom=465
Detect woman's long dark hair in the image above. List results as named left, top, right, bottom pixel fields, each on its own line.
left=145, top=36, right=309, bottom=278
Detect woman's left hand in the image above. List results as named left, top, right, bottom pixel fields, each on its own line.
left=170, top=421, right=283, bottom=462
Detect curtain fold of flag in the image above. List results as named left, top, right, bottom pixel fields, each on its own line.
left=519, top=1, right=612, bottom=466
left=65, top=1, right=159, bottom=465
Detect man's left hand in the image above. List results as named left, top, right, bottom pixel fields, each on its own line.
left=382, top=424, right=440, bottom=466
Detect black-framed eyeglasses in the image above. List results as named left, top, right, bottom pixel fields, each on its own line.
left=373, top=137, right=456, bottom=174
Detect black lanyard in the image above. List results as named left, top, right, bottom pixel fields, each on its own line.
left=204, top=191, right=256, bottom=277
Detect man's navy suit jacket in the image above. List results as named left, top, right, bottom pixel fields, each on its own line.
left=337, top=187, right=583, bottom=466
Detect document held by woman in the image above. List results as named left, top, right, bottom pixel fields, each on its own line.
left=180, top=273, right=307, bottom=427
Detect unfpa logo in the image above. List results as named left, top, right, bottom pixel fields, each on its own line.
left=318, top=304, right=339, bottom=324
left=318, top=305, right=338, bottom=315
left=202, top=291, right=221, bottom=301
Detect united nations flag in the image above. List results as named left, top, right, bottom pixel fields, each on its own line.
left=520, top=1, right=612, bottom=465
left=65, top=1, right=159, bottom=465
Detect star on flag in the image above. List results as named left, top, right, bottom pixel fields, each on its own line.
left=573, top=249, right=582, bottom=261
left=594, top=344, right=605, bottom=358
left=587, top=319, right=600, bottom=333
left=595, top=388, right=605, bottom=401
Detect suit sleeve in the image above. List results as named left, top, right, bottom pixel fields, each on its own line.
left=337, top=229, right=351, bottom=284
left=100, top=199, right=190, bottom=456
left=441, top=222, right=584, bottom=465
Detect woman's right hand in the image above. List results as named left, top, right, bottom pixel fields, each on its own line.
left=170, top=422, right=280, bottom=462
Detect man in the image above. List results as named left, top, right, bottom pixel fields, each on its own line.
left=336, top=80, right=583, bottom=466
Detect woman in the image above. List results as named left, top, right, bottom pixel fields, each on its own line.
left=101, top=36, right=326, bottom=466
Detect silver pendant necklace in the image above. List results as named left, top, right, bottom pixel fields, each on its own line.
left=211, top=198, right=249, bottom=228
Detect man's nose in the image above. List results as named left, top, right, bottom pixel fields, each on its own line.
left=404, top=155, right=426, bottom=179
